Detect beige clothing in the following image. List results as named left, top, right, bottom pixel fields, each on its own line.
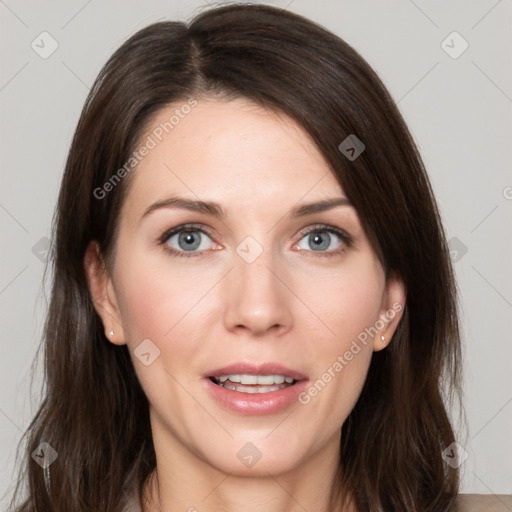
left=457, top=494, right=512, bottom=511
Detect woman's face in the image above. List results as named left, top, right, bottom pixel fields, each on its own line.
left=86, top=97, right=405, bottom=478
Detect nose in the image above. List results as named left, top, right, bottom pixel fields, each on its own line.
left=222, top=246, right=293, bottom=338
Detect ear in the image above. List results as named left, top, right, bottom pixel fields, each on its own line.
left=373, top=272, right=406, bottom=352
left=83, top=240, right=126, bottom=345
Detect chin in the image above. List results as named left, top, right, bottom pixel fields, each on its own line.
left=196, top=436, right=309, bottom=477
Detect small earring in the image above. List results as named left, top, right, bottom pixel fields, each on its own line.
left=381, top=335, right=386, bottom=342
left=109, top=330, right=114, bottom=337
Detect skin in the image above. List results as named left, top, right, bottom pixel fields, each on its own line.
left=84, top=97, right=405, bottom=512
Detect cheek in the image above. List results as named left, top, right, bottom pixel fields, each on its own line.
left=293, top=255, right=384, bottom=425
left=298, top=334, right=374, bottom=439
left=113, top=254, right=212, bottom=404
left=295, top=252, right=385, bottom=350
left=114, top=251, right=207, bottom=342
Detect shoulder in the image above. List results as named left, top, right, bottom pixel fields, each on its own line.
left=456, top=494, right=512, bottom=511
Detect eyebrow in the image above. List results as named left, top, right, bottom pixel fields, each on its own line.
left=140, top=195, right=353, bottom=222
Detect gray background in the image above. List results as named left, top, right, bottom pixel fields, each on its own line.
left=1, top=0, right=511, bottom=503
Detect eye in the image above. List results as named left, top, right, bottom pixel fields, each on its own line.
left=160, top=224, right=216, bottom=258
left=294, top=225, right=352, bottom=257
left=159, top=223, right=352, bottom=259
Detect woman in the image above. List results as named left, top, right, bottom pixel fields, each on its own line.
left=9, top=4, right=465, bottom=511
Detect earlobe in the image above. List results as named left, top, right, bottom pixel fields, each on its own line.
left=373, top=273, right=406, bottom=352
left=83, top=241, right=126, bottom=345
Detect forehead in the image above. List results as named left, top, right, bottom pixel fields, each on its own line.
left=123, top=97, right=345, bottom=215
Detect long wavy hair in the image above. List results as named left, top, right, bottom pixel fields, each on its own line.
left=8, top=3, right=464, bottom=511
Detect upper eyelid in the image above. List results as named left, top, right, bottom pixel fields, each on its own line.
left=296, top=223, right=351, bottom=239
left=160, top=223, right=215, bottom=243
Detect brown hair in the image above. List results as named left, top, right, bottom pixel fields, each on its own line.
left=8, top=4, right=464, bottom=511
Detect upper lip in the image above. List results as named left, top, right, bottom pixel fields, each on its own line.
left=204, top=362, right=308, bottom=381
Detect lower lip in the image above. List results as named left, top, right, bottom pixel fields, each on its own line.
left=203, top=377, right=309, bottom=415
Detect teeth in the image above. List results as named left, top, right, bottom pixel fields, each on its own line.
left=215, top=374, right=295, bottom=385
left=211, top=374, right=299, bottom=394
left=220, top=382, right=289, bottom=394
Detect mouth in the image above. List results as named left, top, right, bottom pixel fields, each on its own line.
left=202, top=362, right=308, bottom=414
left=205, top=362, right=307, bottom=392
left=208, top=374, right=297, bottom=394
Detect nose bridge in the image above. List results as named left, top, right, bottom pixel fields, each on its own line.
left=223, top=234, right=292, bottom=335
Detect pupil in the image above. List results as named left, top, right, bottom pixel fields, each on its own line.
left=179, top=231, right=201, bottom=251
left=309, top=231, right=330, bottom=251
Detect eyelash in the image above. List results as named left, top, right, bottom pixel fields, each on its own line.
left=159, top=223, right=353, bottom=259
